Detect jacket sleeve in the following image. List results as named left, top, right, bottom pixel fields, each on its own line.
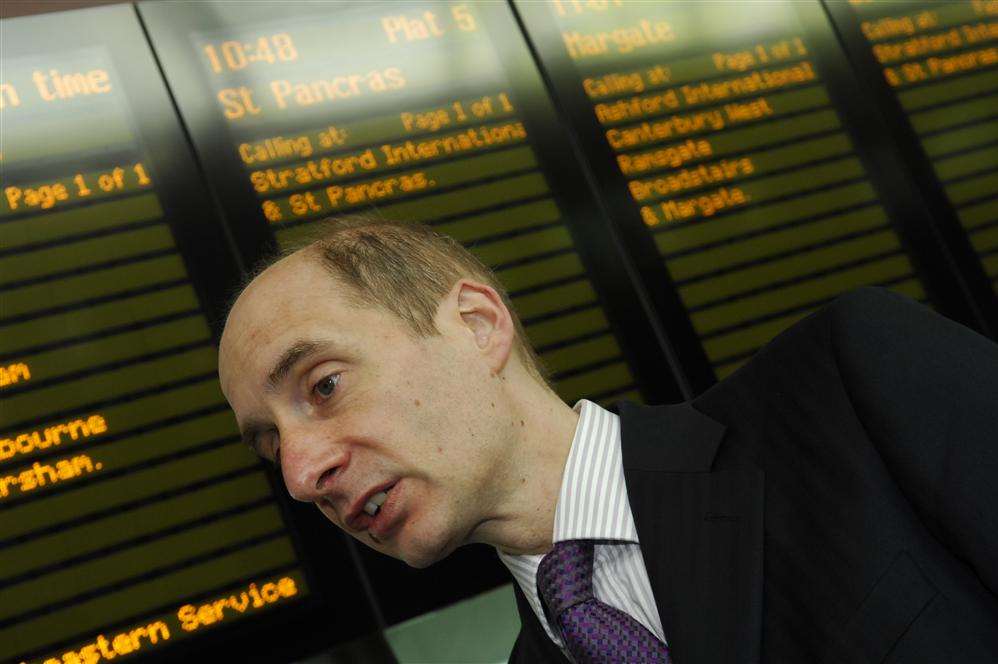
left=828, top=286, right=998, bottom=596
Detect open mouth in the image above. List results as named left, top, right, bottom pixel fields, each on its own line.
left=363, top=482, right=397, bottom=517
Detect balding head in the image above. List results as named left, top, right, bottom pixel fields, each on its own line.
left=228, top=216, right=548, bottom=385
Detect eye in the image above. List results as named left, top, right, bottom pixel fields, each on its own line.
left=313, top=373, right=340, bottom=400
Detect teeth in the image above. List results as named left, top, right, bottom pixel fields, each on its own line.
left=363, top=490, right=390, bottom=516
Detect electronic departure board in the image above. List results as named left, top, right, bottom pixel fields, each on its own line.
left=838, top=0, right=998, bottom=296
left=139, top=0, right=682, bottom=627
left=515, top=0, right=951, bottom=383
left=5, top=0, right=996, bottom=661
left=0, top=6, right=373, bottom=664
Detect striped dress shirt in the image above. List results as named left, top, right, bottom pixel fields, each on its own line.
left=496, top=399, right=666, bottom=660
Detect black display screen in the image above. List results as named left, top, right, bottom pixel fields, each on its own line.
left=842, top=0, right=998, bottom=294
left=139, top=0, right=682, bottom=408
left=139, top=0, right=685, bottom=628
left=0, top=7, right=372, bottom=664
left=3, top=0, right=996, bottom=661
left=513, top=0, right=964, bottom=384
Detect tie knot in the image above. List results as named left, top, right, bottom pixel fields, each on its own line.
left=536, top=539, right=595, bottom=619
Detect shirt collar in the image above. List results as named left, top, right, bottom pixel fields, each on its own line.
left=552, top=399, right=639, bottom=544
left=494, top=399, right=640, bottom=648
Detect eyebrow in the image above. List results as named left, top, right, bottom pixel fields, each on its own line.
left=266, top=339, right=322, bottom=392
left=242, top=338, right=333, bottom=452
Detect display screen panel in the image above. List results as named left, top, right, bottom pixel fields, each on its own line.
left=139, top=0, right=686, bottom=626
left=516, top=0, right=941, bottom=381
left=0, top=7, right=372, bottom=663
left=843, top=0, right=998, bottom=295
left=139, top=0, right=674, bottom=409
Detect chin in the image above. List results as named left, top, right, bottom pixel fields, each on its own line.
left=402, top=553, right=437, bottom=569
left=398, top=526, right=457, bottom=569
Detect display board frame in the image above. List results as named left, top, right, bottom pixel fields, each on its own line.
left=821, top=0, right=998, bottom=337
left=1, top=6, right=381, bottom=663
left=137, top=0, right=694, bottom=632
left=7, top=0, right=996, bottom=661
left=135, top=0, right=687, bottom=405
left=512, top=0, right=997, bottom=392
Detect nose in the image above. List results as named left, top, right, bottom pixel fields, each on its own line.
left=277, top=422, right=347, bottom=504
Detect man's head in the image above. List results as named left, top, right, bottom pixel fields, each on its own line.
left=218, top=217, right=554, bottom=567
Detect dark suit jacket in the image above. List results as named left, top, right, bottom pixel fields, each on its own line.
left=509, top=288, right=998, bottom=663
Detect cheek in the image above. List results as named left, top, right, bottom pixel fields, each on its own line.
left=376, top=368, right=440, bottom=429
left=315, top=500, right=342, bottom=527
left=365, top=344, right=486, bottom=459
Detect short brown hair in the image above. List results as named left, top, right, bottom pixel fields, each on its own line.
left=248, top=216, right=549, bottom=385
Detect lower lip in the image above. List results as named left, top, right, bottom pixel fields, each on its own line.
left=370, top=480, right=405, bottom=539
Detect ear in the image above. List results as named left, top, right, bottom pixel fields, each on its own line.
left=442, top=279, right=515, bottom=374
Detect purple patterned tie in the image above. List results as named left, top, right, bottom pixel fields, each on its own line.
left=537, top=540, right=671, bottom=663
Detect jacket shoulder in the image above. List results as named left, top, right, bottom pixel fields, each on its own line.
left=822, top=286, right=998, bottom=390
left=824, top=286, right=932, bottom=346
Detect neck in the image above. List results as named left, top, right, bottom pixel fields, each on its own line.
left=467, top=374, right=579, bottom=556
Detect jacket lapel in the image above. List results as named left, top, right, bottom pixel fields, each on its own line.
left=618, top=402, right=764, bottom=664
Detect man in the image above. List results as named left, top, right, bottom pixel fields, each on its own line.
left=219, top=217, right=998, bottom=663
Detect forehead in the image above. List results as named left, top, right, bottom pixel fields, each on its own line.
left=228, top=253, right=336, bottom=335
left=219, top=254, right=363, bottom=385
